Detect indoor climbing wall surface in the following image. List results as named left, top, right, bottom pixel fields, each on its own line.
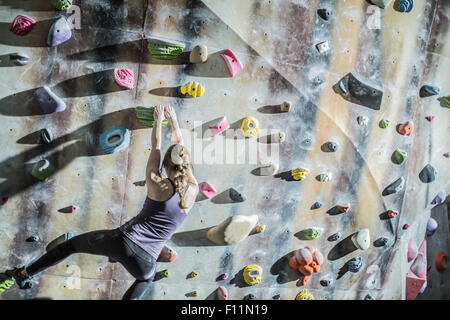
left=0, top=0, right=449, bottom=300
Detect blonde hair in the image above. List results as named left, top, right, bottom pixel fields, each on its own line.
left=162, top=144, right=192, bottom=209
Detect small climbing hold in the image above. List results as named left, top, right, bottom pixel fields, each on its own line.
left=160, top=269, right=169, bottom=278
left=1, top=197, right=9, bottom=205
left=221, top=273, right=229, bottom=280
left=99, top=126, right=131, bottom=154
left=444, top=152, right=450, bottom=158
left=352, top=229, right=370, bottom=250
left=303, top=228, right=323, bottom=240
left=180, top=81, right=205, bottom=98
left=336, top=203, right=351, bottom=213
left=209, top=116, right=230, bottom=136
left=159, top=245, right=178, bottom=262
left=370, top=0, right=393, bottom=9
left=426, top=218, right=438, bottom=237
left=199, top=182, right=217, bottom=199
left=32, top=159, right=55, bottom=181
left=206, top=215, right=258, bottom=245
left=135, top=106, right=169, bottom=127
left=9, top=53, right=29, bottom=66
left=295, top=289, right=314, bottom=300
left=425, top=115, right=435, bottom=122
left=397, top=0, right=414, bottom=12
left=339, top=79, right=348, bottom=94
left=255, top=225, right=266, bottom=233
left=71, top=205, right=78, bottom=213
left=240, top=116, right=259, bottom=138
left=435, top=252, right=448, bottom=272
left=357, top=115, right=369, bottom=126
left=379, top=119, right=390, bottom=128
left=317, top=8, right=332, bottom=20
left=220, top=49, right=243, bottom=77
left=403, top=224, right=409, bottom=230
left=273, top=294, right=281, bottom=300
left=40, top=128, right=53, bottom=144
left=419, top=164, right=437, bottom=183
left=51, top=0, right=73, bottom=10
left=316, top=172, right=332, bottom=182
left=444, top=96, right=450, bottom=108
left=392, top=148, right=407, bottom=165
left=316, top=41, right=330, bottom=53
left=217, top=286, right=228, bottom=300
left=259, top=163, right=279, bottom=176
left=10, top=15, right=36, bottom=36
left=229, top=188, right=246, bottom=202
left=280, top=101, right=292, bottom=112
left=328, top=232, right=341, bottom=242
left=189, top=45, right=208, bottom=63
left=387, top=210, right=399, bottom=218
left=243, top=264, right=262, bottom=286
left=26, top=235, right=39, bottom=242
left=272, top=132, right=285, bottom=143
left=291, top=168, right=310, bottom=181
left=320, top=279, right=331, bottom=287
left=114, top=68, right=135, bottom=90
left=46, top=232, right=73, bottom=252
left=364, top=294, right=374, bottom=300
left=34, top=86, right=67, bottom=114
left=187, top=290, right=198, bottom=297
left=430, top=191, right=446, bottom=205
left=326, top=141, right=339, bottom=152
left=188, top=271, right=198, bottom=279
left=384, top=177, right=405, bottom=195
left=312, top=202, right=322, bottom=209
left=147, top=38, right=185, bottom=59
left=397, top=121, right=414, bottom=136
left=374, top=237, right=388, bottom=247
left=47, top=16, right=72, bottom=47
left=243, top=294, right=256, bottom=300
left=420, top=84, right=439, bottom=97
left=348, top=257, right=364, bottom=273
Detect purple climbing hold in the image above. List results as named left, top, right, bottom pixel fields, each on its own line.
left=431, top=191, right=445, bottom=205
left=47, top=16, right=72, bottom=47
left=34, top=86, right=66, bottom=114
left=426, top=218, right=438, bottom=237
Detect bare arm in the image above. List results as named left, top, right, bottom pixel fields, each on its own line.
left=165, top=105, right=184, bottom=145
left=146, top=105, right=164, bottom=185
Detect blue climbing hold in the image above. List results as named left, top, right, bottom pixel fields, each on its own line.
left=312, top=202, right=322, bottom=209
left=348, top=256, right=363, bottom=273
left=397, top=0, right=413, bottom=12
left=99, top=126, right=131, bottom=154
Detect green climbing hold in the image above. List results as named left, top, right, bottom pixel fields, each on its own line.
left=379, top=119, right=390, bottom=128
left=0, top=274, right=14, bottom=293
left=32, top=159, right=55, bottom=181
left=160, top=269, right=169, bottom=278
left=136, top=107, right=169, bottom=127
left=147, top=39, right=185, bottom=60
left=51, top=0, right=73, bottom=10
left=188, top=271, right=198, bottom=279
left=444, top=96, right=450, bottom=108
left=303, top=228, right=323, bottom=240
left=393, top=148, right=407, bottom=165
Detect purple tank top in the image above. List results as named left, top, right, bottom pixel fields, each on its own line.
left=120, top=180, right=187, bottom=259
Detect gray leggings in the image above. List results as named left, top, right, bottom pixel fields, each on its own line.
left=26, top=229, right=157, bottom=300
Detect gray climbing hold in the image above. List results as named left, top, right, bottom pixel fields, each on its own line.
left=419, top=164, right=437, bottom=183
left=348, top=257, right=363, bottom=273
left=9, top=53, right=29, bottom=66
left=339, top=79, right=348, bottom=94
left=47, top=16, right=72, bottom=47
left=327, top=141, right=339, bottom=152
left=383, top=177, right=405, bottom=196
left=40, top=128, right=53, bottom=144
left=317, top=8, right=332, bottom=20
left=312, top=201, right=322, bottom=209
left=357, top=115, right=369, bottom=126
left=26, top=235, right=39, bottom=242
left=229, top=188, right=246, bottom=202
left=99, top=126, right=131, bottom=154
left=374, top=237, right=388, bottom=247
left=364, top=294, right=374, bottom=300
left=320, top=279, right=331, bottom=287
left=34, top=86, right=67, bottom=114
left=420, top=85, right=440, bottom=97
left=337, top=73, right=384, bottom=110
left=243, top=294, right=256, bottom=300
left=328, top=232, right=341, bottom=242
left=370, top=0, right=393, bottom=9
left=426, top=218, right=438, bottom=236
left=430, top=191, right=445, bottom=205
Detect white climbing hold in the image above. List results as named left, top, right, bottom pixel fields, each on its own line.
left=316, top=41, right=330, bottom=53
left=357, top=116, right=369, bottom=126
left=206, top=215, right=258, bottom=245
left=352, top=228, right=370, bottom=250
left=272, top=132, right=285, bottom=143
left=259, top=163, right=279, bottom=176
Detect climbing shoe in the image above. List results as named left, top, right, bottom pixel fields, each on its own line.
left=0, top=273, right=14, bottom=293
left=5, top=267, right=33, bottom=289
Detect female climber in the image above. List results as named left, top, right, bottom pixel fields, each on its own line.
left=1, top=105, right=199, bottom=299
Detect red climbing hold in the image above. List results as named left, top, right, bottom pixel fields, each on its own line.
left=387, top=210, right=399, bottom=218
left=159, top=245, right=178, bottom=262
left=10, top=15, right=36, bottom=36
left=336, top=203, right=351, bottom=213
left=114, top=68, right=135, bottom=90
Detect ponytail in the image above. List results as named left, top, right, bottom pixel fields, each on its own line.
left=173, top=164, right=188, bottom=209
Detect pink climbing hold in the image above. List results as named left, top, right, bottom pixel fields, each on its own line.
left=221, top=273, right=229, bottom=280
left=71, top=205, right=79, bottom=213
left=220, top=49, right=243, bottom=77
left=336, top=203, right=351, bottom=213
left=425, top=116, right=435, bottom=122
left=406, top=239, right=427, bottom=300
left=403, top=224, right=409, bottom=230
left=407, top=238, right=418, bottom=263
left=10, top=15, right=36, bottom=36
left=209, top=116, right=230, bottom=137
left=444, top=152, right=450, bottom=158
left=199, top=182, right=217, bottom=199
left=114, top=68, right=135, bottom=90
left=1, top=197, right=8, bottom=205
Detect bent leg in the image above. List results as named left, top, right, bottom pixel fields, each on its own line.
left=122, top=279, right=153, bottom=300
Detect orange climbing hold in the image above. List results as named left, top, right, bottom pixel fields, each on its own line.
left=288, top=247, right=323, bottom=286
left=398, top=121, right=414, bottom=136
left=387, top=210, right=399, bottom=218
left=435, top=252, right=448, bottom=272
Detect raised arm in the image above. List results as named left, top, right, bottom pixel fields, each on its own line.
left=145, top=105, right=164, bottom=184
left=164, top=105, right=184, bottom=145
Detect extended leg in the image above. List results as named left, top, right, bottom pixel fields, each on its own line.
left=122, top=279, right=154, bottom=300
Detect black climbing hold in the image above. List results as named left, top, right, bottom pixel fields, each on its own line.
left=419, top=164, right=437, bottom=183
left=273, top=294, right=281, bottom=300
left=336, top=73, right=383, bottom=110
left=229, top=188, right=246, bottom=202
left=243, top=294, right=256, bottom=300
left=383, top=177, right=405, bottom=196
left=328, top=232, right=341, bottom=242
left=420, top=85, right=440, bottom=97
left=320, top=279, right=331, bottom=287
left=317, top=8, right=332, bottom=21
left=312, top=201, right=322, bottom=209
left=374, top=237, right=388, bottom=247
left=26, top=235, right=39, bottom=242
left=348, top=257, right=363, bottom=273
left=364, top=294, right=374, bottom=300
left=9, top=53, right=29, bottom=66
left=40, top=128, right=53, bottom=144
left=327, top=141, right=339, bottom=152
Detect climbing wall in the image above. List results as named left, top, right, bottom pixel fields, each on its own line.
left=0, top=0, right=448, bottom=300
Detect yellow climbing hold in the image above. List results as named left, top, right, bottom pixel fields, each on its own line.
left=291, top=168, right=310, bottom=180
left=295, top=289, right=314, bottom=300
left=180, top=81, right=205, bottom=98
left=241, top=116, right=259, bottom=138
left=243, top=264, right=262, bottom=286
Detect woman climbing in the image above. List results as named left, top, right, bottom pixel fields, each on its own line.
left=1, top=105, right=199, bottom=299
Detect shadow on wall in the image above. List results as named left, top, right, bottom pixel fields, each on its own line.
left=0, top=19, right=57, bottom=47
left=0, top=108, right=147, bottom=198
left=270, top=251, right=301, bottom=284
left=170, top=227, right=216, bottom=247
left=327, top=233, right=358, bottom=261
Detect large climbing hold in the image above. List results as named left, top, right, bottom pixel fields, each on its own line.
left=352, top=229, right=370, bottom=250
left=426, top=218, right=438, bottom=237
left=135, top=106, right=168, bottom=127
left=32, top=159, right=55, bottom=181
left=397, top=121, right=414, bottom=136
left=229, top=188, right=246, bottom=202
left=10, top=15, right=36, bottom=36
left=419, top=164, right=437, bottom=183
left=9, top=53, right=29, bottom=66
left=34, top=86, right=67, bottom=114
left=291, top=168, right=310, bottom=181
left=114, top=68, right=135, bottom=90
left=295, top=289, right=314, bottom=300
left=348, top=257, right=364, bottom=273
left=383, top=177, right=405, bottom=195
left=370, top=0, right=393, bottom=9
left=243, top=265, right=262, bottom=286
left=51, top=0, right=73, bottom=10
left=303, top=228, right=323, bottom=240
left=47, top=16, right=72, bottom=46
left=206, top=215, right=258, bottom=245
left=240, top=117, right=259, bottom=138
left=209, top=116, right=230, bottom=136
left=180, top=81, right=205, bottom=98
left=420, top=85, right=440, bottom=97
left=397, top=0, right=414, bottom=12
left=289, top=247, right=323, bottom=286
left=220, top=49, right=243, bottom=77
left=217, top=286, right=228, bottom=300
left=406, top=239, right=426, bottom=300
left=392, top=148, right=407, bottom=165
left=159, top=245, right=178, bottom=262
left=147, top=38, right=185, bottom=60
left=199, top=182, right=217, bottom=199
left=337, top=73, right=383, bottom=110
left=189, top=45, right=208, bottom=63
left=99, top=126, right=131, bottom=154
